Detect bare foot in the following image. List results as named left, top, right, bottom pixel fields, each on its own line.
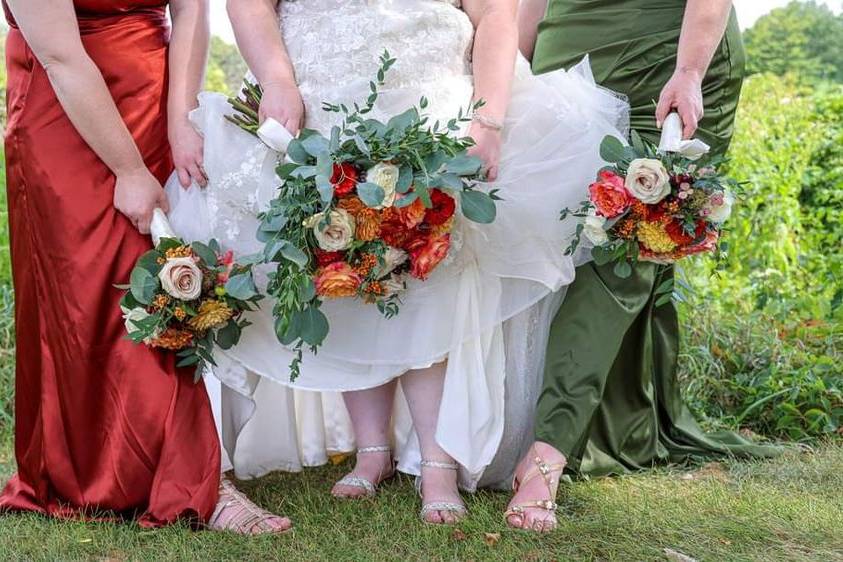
left=505, top=442, right=566, bottom=533
left=331, top=447, right=394, bottom=499
left=208, top=478, right=292, bottom=535
left=418, top=459, right=467, bottom=525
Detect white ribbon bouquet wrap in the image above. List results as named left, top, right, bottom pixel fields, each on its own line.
left=658, top=112, right=710, bottom=160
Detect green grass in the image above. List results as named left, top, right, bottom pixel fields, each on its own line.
left=0, top=445, right=841, bottom=561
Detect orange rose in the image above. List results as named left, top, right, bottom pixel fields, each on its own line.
left=355, top=208, right=382, bottom=241
left=314, top=262, right=362, bottom=298
left=589, top=171, right=631, bottom=218
left=398, top=196, right=427, bottom=229
left=379, top=208, right=414, bottom=248
left=407, top=234, right=451, bottom=280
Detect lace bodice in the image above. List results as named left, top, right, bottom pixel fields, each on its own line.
left=280, top=0, right=475, bottom=132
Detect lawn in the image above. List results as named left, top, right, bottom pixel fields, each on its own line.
left=0, top=444, right=842, bottom=561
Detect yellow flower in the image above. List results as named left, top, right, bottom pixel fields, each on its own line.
left=637, top=221, right=678, bottom=254
left=188, top=300, right=233, bottom=332
left=173, top=307, right=187, bottom=321
left=152, top=294, right=171, bottom=310
left=165, top=246, right=194, bottom=259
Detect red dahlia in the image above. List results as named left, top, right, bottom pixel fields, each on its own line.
left=331, top=163, right=359, bottom=196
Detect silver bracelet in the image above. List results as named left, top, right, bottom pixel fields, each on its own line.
left=471, top=113, right=504, bottom=131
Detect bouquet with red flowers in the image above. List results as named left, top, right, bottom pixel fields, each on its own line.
left=118, top=210, right=262, bottom=380
left=563, top=113, right=737, bottom=283
left=229, top=52, right=497, bottom=378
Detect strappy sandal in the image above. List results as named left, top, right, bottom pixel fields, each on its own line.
left=208, top=478, right=292, bottom=535
left=332, top=445, right=395, bottom=499
left=504, top=446, right=566, bottom=532
left=415, top=459, right=468, bottom=525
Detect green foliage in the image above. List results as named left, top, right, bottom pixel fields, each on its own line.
left=680, top=306, right=841, bottom=441
left=744, top=1, right=843, bottom=83
left=0, top=285, right=13, bottom=431
left=205, top=36, right=248, bottom=95
left=683, top=74, right=843, bottom=320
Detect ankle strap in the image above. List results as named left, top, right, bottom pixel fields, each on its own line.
left=358, top=445, right=391, bottom=454
left=421, top=459, right=459, bottom=470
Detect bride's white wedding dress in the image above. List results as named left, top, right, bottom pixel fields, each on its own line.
left=167, top=0, right=628, bottom=490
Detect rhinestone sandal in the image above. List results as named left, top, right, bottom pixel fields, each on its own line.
left=504, top=446, right=566, bottom=532
left=332, top=445, right=395, bottom=499
left=208, top=478, right=292, bottom=535
left=415, top=459, right=468, bottom=524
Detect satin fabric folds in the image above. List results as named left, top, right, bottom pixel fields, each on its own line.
left=532, top=0, right=781, bottom=476
left=0, top=1, right=220, bottom=526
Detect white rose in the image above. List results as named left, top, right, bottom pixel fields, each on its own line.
left=306, top=209, right=356, bottom=251
left=375, top=246, right=408, bottom=277
left=121, top=306, right=154, bottom=341
left=706, top=191, right=734, bottom=224
left=381, top=274, right=407, bottom=297
left=158, top=257, right=203, bottom=301
left=583, top=213, right=609, bottom=245
left=366, top=162, right=400, bottom=208
left=625, top=158, right=671, bottom=204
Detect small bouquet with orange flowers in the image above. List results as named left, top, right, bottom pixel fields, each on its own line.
left=229, top=52, right=497, bottom=378
left=563, top=113, right=736, bottom=287
left=118, top=210, right=262, bottom=380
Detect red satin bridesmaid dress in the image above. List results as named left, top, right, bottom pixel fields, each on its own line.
left=0, top=0, right=220, bottom=527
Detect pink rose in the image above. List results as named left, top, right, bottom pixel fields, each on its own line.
left=589, top=171, right=632, bottom=218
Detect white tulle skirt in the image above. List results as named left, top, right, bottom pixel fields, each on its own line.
left=167, top=57, right=628, bottom=489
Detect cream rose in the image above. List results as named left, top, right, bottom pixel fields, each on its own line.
left=121, top=306, right=157, bottom=343
left=706, top=191, right=734, bottom=224
left=366, top=162, right=400, bottom=208
left=381, top=274, right=407, bottom=297
left=375, top=246, right=408, bottom=277
left=158, top=257, right=203, bottom=301
left=306, top=209, right=356, bottom=251
left=583, top=213, right=609, bottom=245
left=625, top=158, right=671, bottom=204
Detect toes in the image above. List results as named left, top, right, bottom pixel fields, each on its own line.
left=441, top=510, right=456, bottom=525
left=506, top=513, right=525, bottom=529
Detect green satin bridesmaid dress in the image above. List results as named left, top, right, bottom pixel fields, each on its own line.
left=532, top=0, right=780, bottom=476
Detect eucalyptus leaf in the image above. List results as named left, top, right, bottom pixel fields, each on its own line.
left=191, top=241, right=218, bottom=266
left=599, top=135, right=626, bottom=164
left=397, top=165, right=414, bottom=193
left=445, top=154, right=483, bottom=176
left=286, top=139, right=309, bottom=164
left=176, top=354, right=201, bottom=368
left=280, top=244, right=309, bottom=268
left=225, top=273, right=258, bottom=300
left=215, top=321, right=242, bottom=350
left=460, top=190, right=496, bottom=224
left=613, top=260, right=633, bottom=278
left=358, top=182, right=386, bottom=208
left=301, top=134, right=330, bottom=158
left=298, top=307, right=330, bottom=347
left=137, top=249, right=163, bottom=274
left=592, top=246, right=615, bottom=266
left=316, top=175, right=335, bottom=203
left=130, top=267, right=159, bottom=305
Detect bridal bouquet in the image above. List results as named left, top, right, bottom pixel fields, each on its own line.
left=563, top=116, right=737, bottom=280
left=118, top=211, right=262, bottom=380
left=229, top=52, right=497, bottom=377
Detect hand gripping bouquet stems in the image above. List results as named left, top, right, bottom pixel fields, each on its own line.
left=228, top=52, right=500, bottom=378
left=563, top=112, right=739, bottom=302
left=118, top=209, right=263, bottom=381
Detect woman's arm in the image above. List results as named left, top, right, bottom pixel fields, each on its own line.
left=656, top=0, right=733, bottom=138
left=168, top=0, right=210, bottom=188
left=6, top=0, right=169, bottom=234
left=462, top=0, right=519, bottom=181
left=517, top=0, right=547, bottom=61
left=227, top=0, right=304, bottom=134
